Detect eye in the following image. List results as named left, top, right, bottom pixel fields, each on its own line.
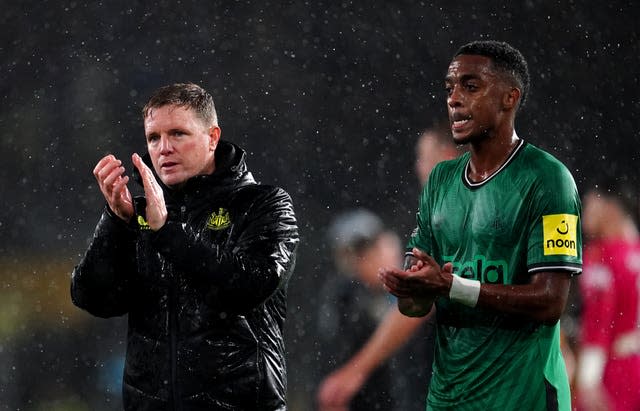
left=147, top=134, right=159, bottom=143
left=465, top=83, right=479, bottom=92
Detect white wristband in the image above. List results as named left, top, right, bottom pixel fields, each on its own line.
left=449, top=274, right=481, bottom=307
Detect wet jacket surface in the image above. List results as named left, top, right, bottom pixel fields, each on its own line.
left=71, top=141, right=299, bottom=410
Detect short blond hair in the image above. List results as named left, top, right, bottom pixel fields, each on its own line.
left=142, top=83, right=218, bottom=126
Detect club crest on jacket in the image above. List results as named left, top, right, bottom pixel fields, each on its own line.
left=206, top=208, right=231, bottom=230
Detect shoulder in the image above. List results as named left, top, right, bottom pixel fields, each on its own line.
left=521, top=143, right=575, bottom=180
left=232, top=184, right=297, bottom=225
left=516, top=143, right=578, bottom=194
left=235, top=183, right=293, bottom=205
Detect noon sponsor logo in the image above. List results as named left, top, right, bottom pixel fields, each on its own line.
left=542, top=214, right=578, bottom=256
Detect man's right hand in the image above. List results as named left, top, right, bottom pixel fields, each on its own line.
left=93, top=154, right=134, bottom=222
left=317, top=364, right=367, bottom=410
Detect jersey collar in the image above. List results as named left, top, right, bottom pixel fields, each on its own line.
left=462, top=131, right=525, bottom=189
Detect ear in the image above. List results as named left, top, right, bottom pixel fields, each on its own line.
left=502, top=87, right=521, bottom=110
left=209, top=126, right=221, bottom=151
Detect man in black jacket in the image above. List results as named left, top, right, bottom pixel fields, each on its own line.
left=71, top=83, right=299, bottom=411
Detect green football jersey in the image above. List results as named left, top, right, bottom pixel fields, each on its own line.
left=407, top=140, right=582, bottom=411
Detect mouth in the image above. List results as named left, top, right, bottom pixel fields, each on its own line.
left=450, top=113, right=471, bottom=130
left=160, top=161, right=178, bottom=170
left=452, top=119, right=470, bottom=128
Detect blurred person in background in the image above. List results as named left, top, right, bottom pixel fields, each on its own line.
left=71, top=83, right=299, bottom=410
left=316, top=123, right=461, bottom=410
left=576, top=180, right=640, bottom=411
left=315, top=209, right=402, bottom=411
left=414, top=123, right=462, bottom=188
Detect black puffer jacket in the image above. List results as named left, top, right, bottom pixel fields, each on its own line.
left=71, top=141, right=299, bottom=410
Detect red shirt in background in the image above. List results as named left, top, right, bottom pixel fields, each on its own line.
left=580, top=239, right=640, bottom=410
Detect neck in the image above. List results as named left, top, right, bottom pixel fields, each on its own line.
left=467, top=128, right=519, bottom=182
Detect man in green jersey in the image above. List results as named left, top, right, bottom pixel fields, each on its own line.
left=379, top=41, right=582, bottom=410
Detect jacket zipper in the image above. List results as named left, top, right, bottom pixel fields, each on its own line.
left=169, top=263, right=180, bottom=410
left=171, top=204, right=187, bottom=410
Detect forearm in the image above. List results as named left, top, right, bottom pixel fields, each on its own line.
left=452, top=272, right=571, bottom=324
left=349, top=308, right=430, bottom=375
left=394, top=249, right=572, bottom=324
left=71, top=209, right=136, bottom=317
left=152, top=195, right=298, bottom=311
left=154, top=220, right=295, bottom=274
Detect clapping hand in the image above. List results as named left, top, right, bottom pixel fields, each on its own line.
left=132, top=153, right=167, bottom=231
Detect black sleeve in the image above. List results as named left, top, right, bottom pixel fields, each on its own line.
left=70, top=207, right=137, bottom=318
left=151, top=187, right=299, bottom=312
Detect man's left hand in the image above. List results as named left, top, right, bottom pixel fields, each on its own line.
left=132, top=153, right=167, bottom=231
left=379, top=248, right=452, bottom=299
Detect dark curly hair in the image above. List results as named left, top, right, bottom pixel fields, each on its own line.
left=455, top=40, right=530, bottom=110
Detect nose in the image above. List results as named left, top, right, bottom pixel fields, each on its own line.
left=159, top=135, right=173, bottom=154
left=447, top=85, right=462, bottom=108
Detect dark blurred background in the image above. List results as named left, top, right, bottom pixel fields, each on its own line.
left=1, top=1, right=638, bottom=410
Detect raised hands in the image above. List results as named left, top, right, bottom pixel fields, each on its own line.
left=93, top=153, right=167, bottom=230
left=379, top=248, right=453, bottom=300
left=378, top=247, right=451, bottom=317
left=94, top=155, right=134, bottom=222
left=132, top=153, right=167, bottom=230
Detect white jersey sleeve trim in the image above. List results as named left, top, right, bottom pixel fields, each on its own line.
left=528, top=265, right=582, bottom=274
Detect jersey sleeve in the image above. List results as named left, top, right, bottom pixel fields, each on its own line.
left=526, top=161, right=582, bottom=274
